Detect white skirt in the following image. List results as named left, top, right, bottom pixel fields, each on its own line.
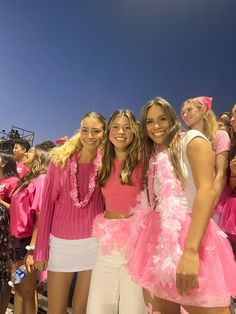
left=48, top=236, right=98, bottom=272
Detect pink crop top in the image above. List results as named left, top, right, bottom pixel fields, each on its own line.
left=102, top=160, right=143, bottom=213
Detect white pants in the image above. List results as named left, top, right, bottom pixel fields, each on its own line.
left=87, top=248, right=147, bottom=314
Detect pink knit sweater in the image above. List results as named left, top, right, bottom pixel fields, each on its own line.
left=34, top=159, right=105, bottom=261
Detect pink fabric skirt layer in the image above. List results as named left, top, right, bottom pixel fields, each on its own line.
left=219, top=194, right=236, bottom=240
left=126, top=211, right=236, bottom=307
left=92, top=213, right=132, bottom=257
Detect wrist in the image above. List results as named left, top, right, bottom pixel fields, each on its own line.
left=184, top=245, right=199, bottom=254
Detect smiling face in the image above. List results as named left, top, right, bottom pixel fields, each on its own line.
left=146, top=104, right=170, bottom=148
left=109, top=115, right=134, bottom=153
left=80, top=117, right=104, bottom=152
left=181, top=101, right=204, bottom=128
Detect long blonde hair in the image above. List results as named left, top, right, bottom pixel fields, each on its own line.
left=99, top=109, right=140, bottom=186
left=181, top=98, right=218, bottom=143
left=140, top=97, right=184, bottom=186
left=51, top=112, right=106, bottom=167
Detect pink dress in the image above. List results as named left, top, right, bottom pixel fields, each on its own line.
left=126, top=130, right=236, bottom=308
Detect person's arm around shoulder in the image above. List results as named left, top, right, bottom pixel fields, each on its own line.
left=176, top=136, right=216, bottom=295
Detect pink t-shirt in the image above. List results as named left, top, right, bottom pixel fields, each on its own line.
left=34, top=159, right=105, bottom=261
left=0, top=176, right=19, bottom=203
left=212, top=130, right=230, bottom=161
left=102, top=160, right=143, bottom=213
left=10, top=174, right=46, bottom=238
left=17, top=162, right=28, bottom=178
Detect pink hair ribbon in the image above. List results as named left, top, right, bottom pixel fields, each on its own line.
left=193, top=96, right=213, bottom=110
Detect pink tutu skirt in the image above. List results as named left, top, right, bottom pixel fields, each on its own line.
left=219, top=193, right=236, bottom=240
left=126, top=211, right=236, bottom=307
left=92, top=213, right=133, bottom=257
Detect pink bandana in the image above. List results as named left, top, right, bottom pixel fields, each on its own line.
left=193, top=96, right=213, bottom=110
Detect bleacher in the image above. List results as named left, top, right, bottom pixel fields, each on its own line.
left=0, top=126, right=34, bottom=153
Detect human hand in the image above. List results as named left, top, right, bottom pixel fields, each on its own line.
left=176, top=249, right=200, bottom=295
left=24, top=253, right=36, bottom=274
left=35, top=260, right=48, bottom=272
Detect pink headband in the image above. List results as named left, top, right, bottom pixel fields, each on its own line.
left=55, top=136, right=69, bottom=145
left=193, top=96, right=213, bottom=110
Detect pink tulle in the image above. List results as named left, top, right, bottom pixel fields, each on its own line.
left=219, top=192, right=236, bottom=236
left=126, top=149, right=236, bottom=307
left=126, top=212, right=236, bottom=307
left=92, top=213, right=133, bottom=257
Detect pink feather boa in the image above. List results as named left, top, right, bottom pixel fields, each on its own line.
left=151, top=150, right=188, bottom=287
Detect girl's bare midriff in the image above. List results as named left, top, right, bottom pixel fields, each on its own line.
left=104, top=211, right=132, bottom=219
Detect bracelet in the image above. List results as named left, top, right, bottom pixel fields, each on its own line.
left=25, top=245, right=35, bottom=251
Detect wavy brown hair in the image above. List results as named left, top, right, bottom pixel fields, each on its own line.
left=99, top=109, right=140, bottom=186
left=140, top=97, right=184, bottom=187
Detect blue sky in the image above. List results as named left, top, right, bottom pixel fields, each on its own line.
left=1, top=0, right=236, bottom=143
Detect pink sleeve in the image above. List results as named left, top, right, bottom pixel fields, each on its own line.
left=5, top=177, right=19, bottom=201
left=213, top=130, right=231, bottom=155
left=30, top=175, right=46, bottom=212
left=34, top=161, right=61, bottom=261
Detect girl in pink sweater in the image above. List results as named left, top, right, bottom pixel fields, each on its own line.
left=34, top=112, right=106, bottom=314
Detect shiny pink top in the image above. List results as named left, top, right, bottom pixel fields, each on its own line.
left=10, top=174, right=45, bottom=238
left=0, top=176, right=19, bottom=203
left=34, top=159, right=105, bottom=261
left=102, top=160, right=143, bottom=213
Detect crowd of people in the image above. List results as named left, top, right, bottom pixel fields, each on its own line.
left=0, top=97, right=235, bottom=314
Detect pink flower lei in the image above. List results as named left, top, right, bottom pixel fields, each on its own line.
left=150, top=149, right=188, bottom=287
left=70, top=149, right=101, bottom=208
